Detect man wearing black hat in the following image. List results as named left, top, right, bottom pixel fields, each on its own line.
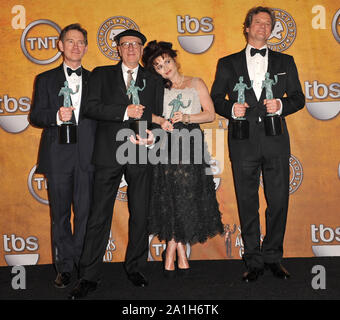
left=69, top=29, right=163, bottom=299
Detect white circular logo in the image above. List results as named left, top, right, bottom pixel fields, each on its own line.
left=27, top=165, right=49, bottom=205
left=176, top=15, right=214, bottom=54
left=332, top=9, right=340, bottom=43
left=289, top=154, right=303, bottom=194
left=21, top=19, right=62, bottom=65
left=267, top=9, right=296, bottom=52
left=97, top=16, right=140, bottom=60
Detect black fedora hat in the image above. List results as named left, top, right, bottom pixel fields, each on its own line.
left=114, top=29, right=147, bottom=45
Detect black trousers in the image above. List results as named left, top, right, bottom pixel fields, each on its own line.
left=46, top=167, right=93, bottom=273
left=231, top=155, right=290, bottom=269
left=79, top=164, right=151, bottom=282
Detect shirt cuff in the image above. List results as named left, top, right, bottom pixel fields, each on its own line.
left=123, top=108, right=129, bottom=121
left=56, top=111, right=63, bottom=126
left=231, top=103, right=237, bottom=119
left=275, top=99, right=283, bottom=115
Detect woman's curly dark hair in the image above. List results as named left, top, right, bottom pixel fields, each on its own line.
left=142, top=40, right=178, bottom=89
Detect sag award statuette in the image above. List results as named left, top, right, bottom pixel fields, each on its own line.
left=168, top=93, right=191, bottom=119
left=232, top=76, right=253, bottom=139
left=262, top=72, right=283, bottom=136
left=58, top=81, right=79, bottom=144
left=127, top=79, right=149, bottom=138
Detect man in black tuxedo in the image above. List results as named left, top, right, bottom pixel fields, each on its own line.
left=69, top=29, right=163, bottom=299
left=29, top=24, right=96, bottom=288
left=211, top=7, right=305, bottom=282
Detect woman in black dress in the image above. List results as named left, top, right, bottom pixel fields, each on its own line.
left=142, top=41, right=224, bottom=277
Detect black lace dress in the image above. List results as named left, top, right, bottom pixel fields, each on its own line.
left=148, top=86, right=224, bottom=245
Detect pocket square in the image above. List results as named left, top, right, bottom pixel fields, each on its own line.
left=277, top=72, right=286, bottom=75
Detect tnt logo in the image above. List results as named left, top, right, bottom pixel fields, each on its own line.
left=21, top=20, right=61, bottom=65
left=27, top=165, right=49, bottom=205
left=148, top=235, right=190, bottom=261
left=332, top=9, right=340, bottom=43
left=176, top=15, right=214, bottom=54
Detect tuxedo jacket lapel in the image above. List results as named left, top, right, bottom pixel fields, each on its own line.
left=233, top=49, right=258, bottom=105
left=115, top=62, right=131, bottom=104
left=56, top=64, right=67, bottom=108
left=267, top=49, right=280, bottom=80
left=258, top=49, right=281, bottom=102
left=135, top=66, right=147, bottom=105
left=79, top=68, right=89, bottom=121
left=135, top=66, right=145, bottom=87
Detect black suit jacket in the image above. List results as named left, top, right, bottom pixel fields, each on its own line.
left=211, top=48, right=305, bottom=161
left=83, top=62, right=163, bottom=167
left=30, top=64, right=97, bottom=173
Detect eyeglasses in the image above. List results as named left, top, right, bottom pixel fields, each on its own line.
left=119, top=41, right=142, bottom=49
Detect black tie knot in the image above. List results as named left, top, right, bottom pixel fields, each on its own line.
left=67, top=67, right=82, bottom=76
left=250, top=47, right=266, bottom=57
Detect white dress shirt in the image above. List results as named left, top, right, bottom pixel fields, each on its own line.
left=57, top=63, right=82, bottom=125
left=121, top=63, right=139, bottom=87
left=246, top=44, right=268, bottom=101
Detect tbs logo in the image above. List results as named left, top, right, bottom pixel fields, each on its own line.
left=311, top=224, right=340, bottom=257
left=0, top=94, right=30, bottom=133
left=177, top=15, right=214, bottom=54
left=305, top=81, right=340, bottom=120
left=3, top=234, right=39, bottom=266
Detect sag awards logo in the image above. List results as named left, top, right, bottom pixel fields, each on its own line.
left=97, top=16, right=140, bottom=60
left=332, top=8, right=340, bottom=43
left=224, top=224, right=264, bottom=258
left=3, top=234, right=39, bottom=266
left=267, top=8, right=296, bottom=52
left=176, top=15, right=214, bottom=54
left=311, top=224, right=340, bottom=257
left=103, top=230, right=116, bottom=262
left=305, top=80, right=340, bottom=120
left=27, top=165, right=49, bottom=205
left=0, top=95, right=30, bottom=133
left=289, top=155, right=303, bottom=194
left=21, top=19, right=61, bottom=65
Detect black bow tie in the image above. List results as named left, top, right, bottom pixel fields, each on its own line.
left=67, top=67, right=82, bottom=76
left=250, top=47, right=267, bottom=57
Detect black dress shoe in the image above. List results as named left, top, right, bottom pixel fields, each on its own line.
left=265, top=263, right=290, bottom=279
left=54, top=272, right=71, bottom=288
left=242, top=268, right=264, bottom=282
left=68, top=279, right=97, bottom=300
left=128, top=272, right=148, bottom=287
